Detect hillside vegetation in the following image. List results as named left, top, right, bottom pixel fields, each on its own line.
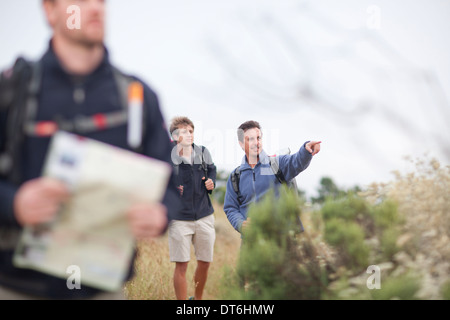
left=126, top=157, right=449, bottom=300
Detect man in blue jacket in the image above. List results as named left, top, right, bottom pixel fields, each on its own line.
left=169, top=116, right=217, bottom=300
left=224, top=120, right=321, bottom=234
left=0, top=0, right=180, bottom=299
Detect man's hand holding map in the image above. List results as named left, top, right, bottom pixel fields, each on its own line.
left=13, top=131, right=171, bottom=291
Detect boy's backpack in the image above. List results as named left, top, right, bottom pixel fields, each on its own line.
left=230, top=148, right=304, bottom=232
left=172, top=144, right=211, bottom=193
left=0, top=56, right=144, bottom=185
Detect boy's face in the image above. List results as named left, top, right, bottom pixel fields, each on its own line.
left=44, top=0, right=106, bottom=47
left=239, top=127, right=262, bottom=159
left=174, top=125, right=194, bottom=147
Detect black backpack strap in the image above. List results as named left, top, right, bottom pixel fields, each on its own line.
left=0, top=57, right=42, bottom=184
left=230, top=166, right=242, bottom=205
left=173, top=163, right=181, bottom=188
left=200, top=145, right=208, bottom=180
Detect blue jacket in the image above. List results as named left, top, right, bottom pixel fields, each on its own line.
left=171, top=143, right=216, bottom=221
left=223, top=142, right=312, bottom=232
left=0, top=42, right=181, bottom=299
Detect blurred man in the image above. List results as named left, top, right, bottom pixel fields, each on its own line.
left=0, top=0, right=180, bottom=299
left=223, top=120, right=321, bottom=233
left=169, top=116, right=216, bottom=300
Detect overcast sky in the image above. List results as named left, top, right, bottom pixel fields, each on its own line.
left=1, top=0, right=449, bottom=197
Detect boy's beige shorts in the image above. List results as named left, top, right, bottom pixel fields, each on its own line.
left=168, top=214, right=215, bottom=263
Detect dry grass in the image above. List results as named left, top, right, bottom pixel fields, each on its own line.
left=363, top=157, right=450, bottom=299
left=124, top=203, right=241, bottom=300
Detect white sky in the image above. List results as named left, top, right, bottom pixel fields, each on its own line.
left=1, top=0, right=449, bottom=197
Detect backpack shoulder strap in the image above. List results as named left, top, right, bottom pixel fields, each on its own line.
left=200, top=145, right=207, bottom=173
left=0, top=57, right=42, bottom=183
left=111, top=66, right=134, bottom=111
left=171, top=140, right=181, bottom=180
left=230, top=165, right=242, bottom=205
left=269, top=155, right=285, bottom=184
left=111, top=66, right=147, bottom=153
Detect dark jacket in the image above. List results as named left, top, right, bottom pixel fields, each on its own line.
left=0, top=41, right=181, bottom=299
left=171, top=143, right=216, bottom=221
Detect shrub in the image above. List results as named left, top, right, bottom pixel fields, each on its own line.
left=323, top=218, right=369, bottom=271
left=370, top=274, right=420, bottom=300
left=222, top=157, right=449, bottom=300
left=222, top=187, right=328, bottom=300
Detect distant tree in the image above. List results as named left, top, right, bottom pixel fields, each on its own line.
left=311, top=176, right=361, bottom=204
left=312, top=177, right=344, bottom=203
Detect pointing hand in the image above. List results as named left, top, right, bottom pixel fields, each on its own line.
left=305, top=141, right=321, bottom=156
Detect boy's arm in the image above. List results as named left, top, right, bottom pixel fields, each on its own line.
left=203, top=147, right=216, bottom=193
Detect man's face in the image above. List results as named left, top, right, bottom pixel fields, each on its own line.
left=239, top=128, right=262, bottom=159
left=44, top=0, right=106, bottom=46
left=174, top=125, right=194, bottom=147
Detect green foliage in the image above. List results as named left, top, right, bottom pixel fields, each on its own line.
left=372, top=199, right=400, bottom=229
left=212, top=185, right=226, bottom=205
left=311, top=176, right=361, bottom=204
left=321, top=193, right=402, bottom=268
left=440, top=280, right=450, bottom=300
left=312, top=177, right=345, bottom=203
left=321, top=193, right=371, bottom=221
left=370, top=274, right=420, bottom=300
left=321, top=194, right=375, bottom=272
left=324, top=218, right=369, bottom=271
left=222, top=187, right=328, bottom=300
left=379, top=227, right=400, bottom=260
left=243, top=187, right=302, bottom=243
left=222, top=158, right=449, bottom=299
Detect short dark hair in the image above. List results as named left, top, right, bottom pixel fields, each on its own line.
left=169, top=116, right=194, bottom=136
left=237, top=120, right=261, bottom=142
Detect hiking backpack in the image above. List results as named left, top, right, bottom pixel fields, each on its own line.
left=172, top=144, right=211, bottom=193
left=0, top=56, right=144, bottom=184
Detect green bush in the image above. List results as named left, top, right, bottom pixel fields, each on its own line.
left=372, top=199, right=400, bottom=229
left=321, top=194, right=371, bottom=222
left=379, top=227, right=400, bottom=260
left=370, top=274, right=420, bottom=300
left=324, top=218, right=369, bottom=271
left=440, top=280, right=450, bottom=300
left=221, top=158, right=449, bottom=299
left=222, top=187, right=328, bottom=300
